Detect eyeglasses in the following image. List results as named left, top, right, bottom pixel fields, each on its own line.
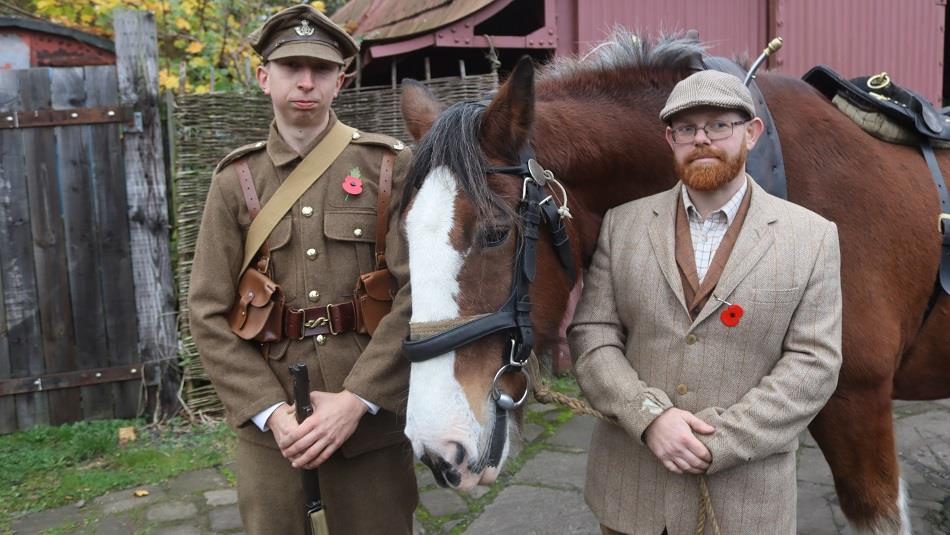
left=670, top=120, right=748, bottom=144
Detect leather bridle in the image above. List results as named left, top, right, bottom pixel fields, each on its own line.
left=402, top=144, right=577, bottom=413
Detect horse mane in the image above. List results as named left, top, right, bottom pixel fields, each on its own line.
left=539, top=28, right=707, bottom=87
left=401, top=29, right=711, bottom=219
left=402, top=100, right=526, bottom=224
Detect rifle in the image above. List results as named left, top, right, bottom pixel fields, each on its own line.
left=290, top=363, right=330, bottom=535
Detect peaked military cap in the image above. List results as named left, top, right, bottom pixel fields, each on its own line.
left=248, top=4, right=358, bottom=65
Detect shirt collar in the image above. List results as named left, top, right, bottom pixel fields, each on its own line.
left=266, top=110, right=339, bottom=168
left=682, top=176, right=749, bottom=224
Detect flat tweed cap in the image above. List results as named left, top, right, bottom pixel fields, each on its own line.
left=659, top=70, right=756, bottom=122
left=248, top=5, right=358, bottom=65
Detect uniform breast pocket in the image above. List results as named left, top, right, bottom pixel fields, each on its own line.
left=327, top=172, right=379, bottom=210
left=323, top=210, right=378, bottom=291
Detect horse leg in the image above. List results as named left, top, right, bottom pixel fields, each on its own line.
left=809, top=385, right=910, bottom=535
left=894, top=293, right=950, bottom=400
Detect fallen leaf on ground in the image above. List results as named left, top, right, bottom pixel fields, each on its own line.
left=118, top=427, right=137, bottom=445
left=133, top=489, right=150, bottom=498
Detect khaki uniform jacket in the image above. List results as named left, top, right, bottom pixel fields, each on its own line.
left=189, top=114, right=412, bottom=456
left=569, top=181, right=842, bottom=535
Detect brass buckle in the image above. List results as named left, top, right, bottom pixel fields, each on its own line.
left=867, top=72, right=891, bottom=91
left=296, top=309, right=327, bottom=340
left=940, top=213, right=950, bottom=234
left=325, top=304, right=340, bottom=336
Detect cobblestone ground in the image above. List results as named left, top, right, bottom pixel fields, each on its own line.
left=11, top=399, right=950, bottom=534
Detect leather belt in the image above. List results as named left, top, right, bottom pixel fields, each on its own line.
left=283, top=302, right=357, bottom=340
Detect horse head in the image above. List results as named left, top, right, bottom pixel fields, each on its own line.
left=399, top=57, right=589, bottom=490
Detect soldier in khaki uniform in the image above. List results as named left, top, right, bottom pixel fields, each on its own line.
left=188, top=5, right=417, bottom=534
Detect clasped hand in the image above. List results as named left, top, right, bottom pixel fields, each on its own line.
left=643, top=407, right=715, bottom=474
left=268, top=389, right=367, bottom=470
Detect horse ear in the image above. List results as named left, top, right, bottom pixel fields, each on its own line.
left=401, top=79, right=445, bottom=141
left=481, top=56, right=535, bottom=160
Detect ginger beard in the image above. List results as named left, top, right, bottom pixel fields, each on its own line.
left=674, top=140, right=748, bottom=191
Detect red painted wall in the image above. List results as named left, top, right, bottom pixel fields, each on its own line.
left=557, top=0, right=944, bottom=104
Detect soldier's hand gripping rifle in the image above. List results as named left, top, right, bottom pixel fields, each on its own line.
left=290, top=363, right=330, bottom=535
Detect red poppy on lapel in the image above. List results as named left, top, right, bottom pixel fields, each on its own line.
left=720, top=304, right=744, bottom=327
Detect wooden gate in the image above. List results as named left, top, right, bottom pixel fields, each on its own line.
left=0, top=11, right=176, bottom=433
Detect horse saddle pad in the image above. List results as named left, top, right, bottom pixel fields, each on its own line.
left=803, top=65, right=950, bottom=146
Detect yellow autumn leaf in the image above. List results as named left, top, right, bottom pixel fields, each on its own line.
left=175, top=17, right=191, bottom=31
left=185, top=41, right=204, bottom=54
left=192, top=83, right=210, bottom=94
left=311, top=1, right=325, bottom=12
left=189, top=56, right=208, bottom=68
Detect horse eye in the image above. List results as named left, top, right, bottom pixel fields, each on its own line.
left=483, top=227, right=510, bottom=247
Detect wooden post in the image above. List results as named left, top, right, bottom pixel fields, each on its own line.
left=178, top=61, right=186, bottom=94
left=390, top=61, right=396, bottom=89
left=113, top=10, right=179, bottom=419
left=459, top=59, right=467, bottom=78
left=209, top=66, right=215, bottom=93
left=424, top=56, right=431, bottom=81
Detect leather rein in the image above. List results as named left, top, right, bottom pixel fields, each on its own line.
left=402, top=145, right=577, bottom=413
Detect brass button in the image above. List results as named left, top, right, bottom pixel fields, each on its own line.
left=308, top=290, right=320, bottom=302
left=676, top=384, right=688, bottom=396
left=352, top=131, right=361, bottom=140
left=306, top=248, right=317, bottom=260
left=315, top=334, right=327, bottom=345
left=301, top=206, right=314, bottom=217
left=353, top=228, right=363, bottom=237
left=685, top=334, right=698, bottom=345
left=393, top=141, right=405, bottom=151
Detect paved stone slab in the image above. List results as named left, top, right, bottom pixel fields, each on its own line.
left=520, top=422, right=545, bottom=443
left=548, top=415, right=595, bottom=451
left=205, top=488, right=238, bottom=507
left=152, top=524, right=201, bottom=535
left=92, top=515, right=136, bottom=535
left=146, top=501, right=198, bottom=522
left=796, top=481, right=841, bottom=535
left=10, top=503, right=84, bottom=534
left=796, top=444, right=835, bottom=486
left=420, top=488, right=469, bottom=517
left=167, top=467, right=228, bottom=495
left=464, top=485, right=598, bottom=534
left=209, top=504, right=243, bottom=532
left=513, top=450, right=586, bottom=490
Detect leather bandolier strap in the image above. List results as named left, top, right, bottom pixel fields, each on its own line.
left=234, top=149, right=397, bottom=341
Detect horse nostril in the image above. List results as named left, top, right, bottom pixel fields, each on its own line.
left=451, top=442, right=467, bottom=466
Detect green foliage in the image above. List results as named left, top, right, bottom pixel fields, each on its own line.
left=0, top=418, right=235, bottom=531
left=19, top=0, right=348, bottom=93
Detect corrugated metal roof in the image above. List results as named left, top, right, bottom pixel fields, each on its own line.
left=331, top=0, right=497, bottom=42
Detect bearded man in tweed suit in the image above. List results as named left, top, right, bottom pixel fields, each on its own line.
left=570, top=70, right=843, bottom=535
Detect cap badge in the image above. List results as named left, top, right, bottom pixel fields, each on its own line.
left=295, top=19, right=315, bottom=36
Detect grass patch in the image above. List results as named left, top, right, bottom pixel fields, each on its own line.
left=0, top=418, right=235, bottom=532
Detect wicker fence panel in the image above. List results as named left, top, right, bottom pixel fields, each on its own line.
left=173, top=73, right=499, bottom=417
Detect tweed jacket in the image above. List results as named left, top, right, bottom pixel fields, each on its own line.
left=569, top=180, right=842, bottom=535
left=188, top=116, right=412, bottom=456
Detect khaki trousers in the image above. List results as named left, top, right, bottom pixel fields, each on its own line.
left=236, top=436, right=418, bottom=535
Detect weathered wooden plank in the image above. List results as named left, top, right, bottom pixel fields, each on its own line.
left=84, top=64, right=139, bottom=418
left=114, top=11, right=178, bottom=418
left=20, top=67, right=80, bottom=426
left=0, top=71, right=22, bottom=433
left=1, top=69, right=49, bottom=430
left=51, top=67, right=114, bottom=421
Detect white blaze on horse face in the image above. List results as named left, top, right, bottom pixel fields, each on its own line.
left=404, top=166, right=483, bottom=481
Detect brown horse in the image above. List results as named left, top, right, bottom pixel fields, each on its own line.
left=399, top=31, right=950, bottom=533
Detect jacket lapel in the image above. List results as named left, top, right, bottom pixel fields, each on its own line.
left=647, top=184, right=689, bottom=316
left=690, top=181, right=779, bottom=329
